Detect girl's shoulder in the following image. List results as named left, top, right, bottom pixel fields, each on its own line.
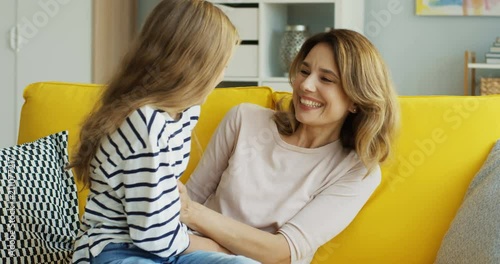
left=130, top=105, right=200, bottom=124
left=127, top=105, right=164, bottom=126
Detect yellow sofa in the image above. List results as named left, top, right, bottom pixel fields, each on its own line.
left=18, top=82, right=500, bottom=263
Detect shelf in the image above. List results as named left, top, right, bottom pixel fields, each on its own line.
left=261, top=2, right=336, bottom=78
left=468, top=63, right=500, bottom=69
left=464, top=51, right=500, bottom=96
left=206, top=0, right=364, bottom=87
left=141, top=0, right=364, bottom=88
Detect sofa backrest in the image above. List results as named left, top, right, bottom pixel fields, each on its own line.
left=323, top=95, right=500, bottom=263
left=18, top=82, right=500, bottom=263
left=18, top=82, right=274, bottom=216
left=19, top=82, right=103, bottom=216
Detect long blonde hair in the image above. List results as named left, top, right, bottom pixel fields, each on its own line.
left=69, top=0, right=239, bottom=187
left=273, top=29, right=399, bottom=171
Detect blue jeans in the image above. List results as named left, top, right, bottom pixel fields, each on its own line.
left=90, top=243, right=260, bottom=264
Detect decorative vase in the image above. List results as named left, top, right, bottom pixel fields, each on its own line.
left=279, top=25, right=309, bottom=76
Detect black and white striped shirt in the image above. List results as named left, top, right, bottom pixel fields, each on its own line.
left=72, top=104, right=200, bottom=263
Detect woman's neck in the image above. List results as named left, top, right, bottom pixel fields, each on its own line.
left=284, top=124, right=341, bottom=149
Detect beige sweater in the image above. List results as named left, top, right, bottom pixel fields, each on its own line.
left=186, top=103, right=381, bottom=263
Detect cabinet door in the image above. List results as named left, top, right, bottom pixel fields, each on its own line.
left=0, top=0, right=17, bottom=148
left=15, top=0, right=92, bottom=135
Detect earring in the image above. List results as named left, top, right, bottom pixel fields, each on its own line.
left=351, top=108, right=357, bottom=113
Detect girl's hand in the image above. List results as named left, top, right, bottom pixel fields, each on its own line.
left=178, top=181, right=233, bottom=255
left=177, top=180, right=195, bottom=226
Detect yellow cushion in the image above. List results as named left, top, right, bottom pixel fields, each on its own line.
left=18, top=82, right=103, bottom=216
left=312, top=95, right=500, bottom=264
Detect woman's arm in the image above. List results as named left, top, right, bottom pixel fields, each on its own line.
left=186, top=105, right=241, bottom=204
left=179, top=182, right=291, bottom=264
left=179, top=161, right=381, bottom=263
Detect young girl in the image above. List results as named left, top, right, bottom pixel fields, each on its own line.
left=69, top=1, right=255, bottom=263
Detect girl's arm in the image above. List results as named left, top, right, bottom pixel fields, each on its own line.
left=183, top=234, right=231, bottom=255
left=106, top=107, right=192, bottom=257
left=179, top=182, right=291, bottom=264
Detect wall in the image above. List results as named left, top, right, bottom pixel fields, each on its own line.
left=365, top=0, right=500, bottom=95
left=0, top=1, right=17, bottom=148
left=137, top=0, right=161, bottom=29
left=15, top=0, right=92, bottom=144
left=0, top=0, right=92, bottom=148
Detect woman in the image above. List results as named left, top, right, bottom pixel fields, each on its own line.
left=179, top=29, right=399, bottom=264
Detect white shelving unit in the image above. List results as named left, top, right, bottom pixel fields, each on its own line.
left=468, top=63, right=500, bottom=69
left=464, top=51, right=500, bottom=95
left=211, top=0, right=365, bottom=92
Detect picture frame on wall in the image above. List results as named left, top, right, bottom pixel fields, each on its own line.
left=416, top=0, right=500, bottom=16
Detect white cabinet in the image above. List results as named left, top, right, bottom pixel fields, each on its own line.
left=211, top=0, right=365, bottom=92
left=0, top=0, right=93, bottom=148
left=226, top=45, right=259, bottom=77
left=222, top=5, right=259, bottom=40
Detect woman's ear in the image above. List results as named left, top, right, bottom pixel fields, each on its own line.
left=349, top=103, right=357, bottom=114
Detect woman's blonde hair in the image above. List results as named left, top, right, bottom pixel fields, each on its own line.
left=69, top=0, right=239, bottom=187
left=273, top=29, right=399, bottom=171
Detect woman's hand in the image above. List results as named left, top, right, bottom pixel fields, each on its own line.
left=177, top=180, right=196, bottom=227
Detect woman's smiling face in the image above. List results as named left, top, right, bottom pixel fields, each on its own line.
left=292, top=42, right=354, bottom=132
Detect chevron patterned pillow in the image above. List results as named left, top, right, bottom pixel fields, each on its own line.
left=0, top=131, right=79, bottom=263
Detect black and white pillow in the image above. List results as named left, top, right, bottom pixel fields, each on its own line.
left=0, top=131, right=79, bottom=263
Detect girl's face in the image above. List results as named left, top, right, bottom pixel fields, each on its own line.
left=292, top=42, right=354, bottom=131
left=215, top=67, right=226, bottom=87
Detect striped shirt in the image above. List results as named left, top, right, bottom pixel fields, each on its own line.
left=72, top=105, right=200, bottom=264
